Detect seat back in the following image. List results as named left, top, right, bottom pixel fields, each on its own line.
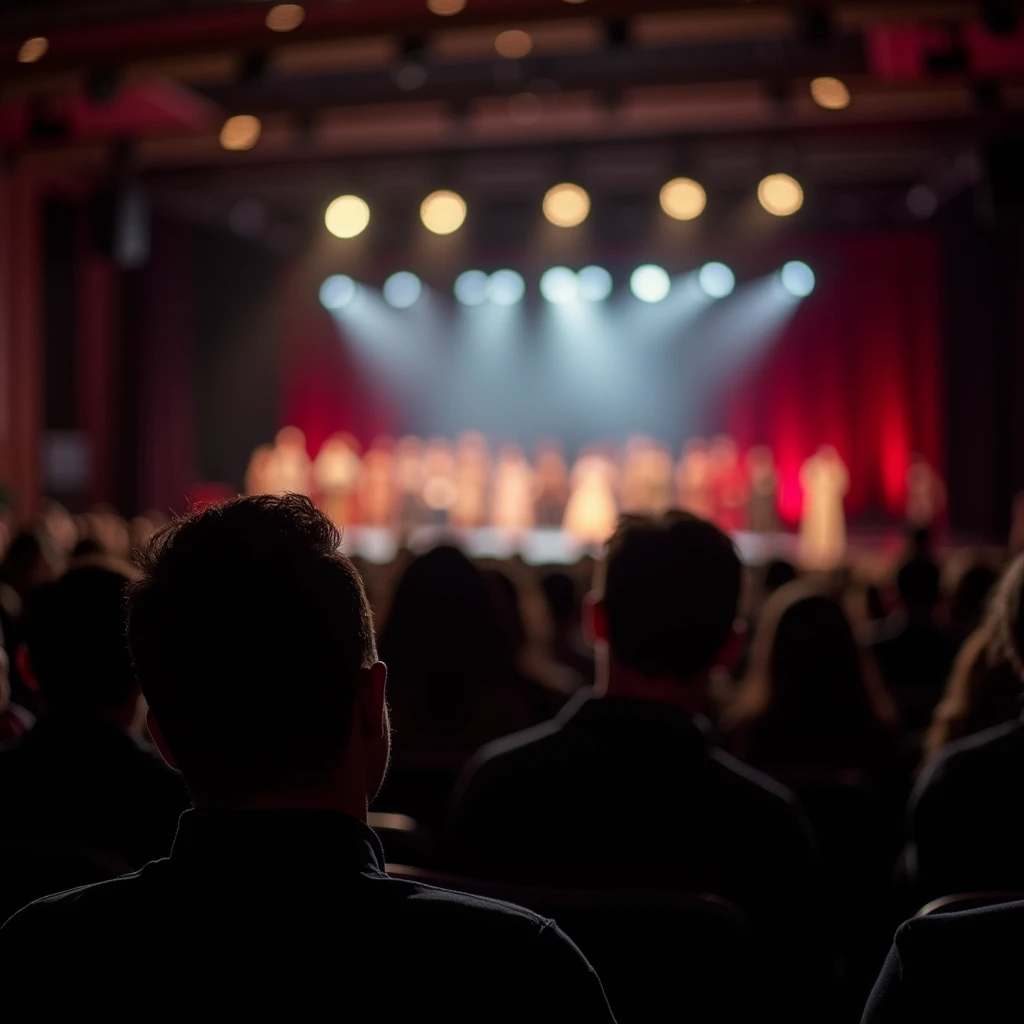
left=917, top=891, right=1024, bottom=917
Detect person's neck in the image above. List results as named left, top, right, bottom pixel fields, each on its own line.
left=596, top=652, right=707, bottom=717
left=195, top=773, right=368, bottom=822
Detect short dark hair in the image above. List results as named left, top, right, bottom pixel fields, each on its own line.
left=597, top=511, right=742, bottom=680
left=897, top=556, right=941, bottom=611
left=127, top=495, right=376, bottom=801
left=24, top=564, right=136, bottom=713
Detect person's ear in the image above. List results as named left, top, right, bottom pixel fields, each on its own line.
left=15, top=644, right=39, bottom=692
left=358, top=661, right=388, bottom=739
left=583, top=593, right=609, bottom=646
left=714, top=619, right=747, bottom=671
left=146, top=711, right=179, bottom=771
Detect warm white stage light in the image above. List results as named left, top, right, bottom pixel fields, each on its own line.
left=17, top=36, right=48, bottom=63
left=810, top=76, right=851, bottom=110
left=427, top=0, right=467, bottom=14
left=540, top=266, right=579, bottom=305
left=319, top=275, right=358, bottom=310
left=421, top=190, right=467, bottom=235
left=495, top=29, right=533, bottom=59
left=629, top=264, right=670, bottom=303
left=577, top=265, right=612, bottom=301
left=660, top=177, right=706, bottom=221
left=758, top=173, right=804, bottom=217
left=698, top=262, right=735, bottom=299
left=383, top=271, right=423, bottom=309
left=780, top=261, right=815, bottom=297
left=454, top=269, right=488, bottom=306
left=219, top=114, right=262, bottom=151
left=543, top=183, right=590, bottom=228
left=324, top=195, right=370, bottom=239
left=488, top=269, right=526, bottom=306
left=266, top=4, right=305, bottom=32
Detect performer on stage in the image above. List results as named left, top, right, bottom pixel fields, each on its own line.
left=491, top=443, right=535, bottom=533
left=421, top=436, right=458, bottom=524
left=799, top=445, right=849, bottom=570
left=709, top=434, right=746, bottom=532
left=534, top=439, right=570, bottom=528
left=676, top=438, right=714, bottom=520
left=268, top=426, right=312, bottom=496
left=360, top=437, right=396, bottom=528
left=906, top=454, right=947, bottom=528
left=244, top=443, right=274, bottom=495
left=621, top=435, right=672, bottom=515
left=394, top=435, right=427, bottom=529
left=450, top=431, right=491, bottom=529
left=312, top=432, right=362, bottom=527
left=563, top=447, right=618, bottom=545
left=746, top=445, right=779, bottom=534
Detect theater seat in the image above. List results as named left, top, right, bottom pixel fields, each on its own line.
left=916, top=892, right=1024, bottom=917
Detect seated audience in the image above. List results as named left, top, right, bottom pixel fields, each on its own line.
left=541, top=570, right=596, bottom=681
left=1, top=496, right=615, bottom=1020
left=948, top=561, right=998, bottom=643
left=905, top=553, right=1024, bottom=901
left=0, top=636, right=34, bottom=748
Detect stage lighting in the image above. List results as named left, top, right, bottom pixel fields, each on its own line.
left=219, top=114, right=261, bottom=151
left=384, top=271, right=423, bottom=309
left=427, top=0, right=466, bottom=14
left=495, top=29, right=533, bottom=59
left=421, top=190, right=467, bottom=235
left=265, top=4, right=305, bottom=32
left=577, top=265, right=613, bottom=302
left=488, top=269, right=526, bottom=306
left=629, top=264, right=670, bottom=303
left=17, top=37, right=48, bottom=63
left=540, top=266, right=579, bottom=305
left=319, top=274, right=358, bottom=310
left=454, top=270, right=488, bottom=306
left=758, top=173, right=804, bottom=217
left=698, top=262, right=735, bottom=299
left=780, top=260, right=815, bottom=297
left=810, top=76, right=851, bottom=110
left=324, top=194, right=370, bottom=239
left=543, top=183, right=590, bottom=228
left=660, top=177, right=706, bottom=221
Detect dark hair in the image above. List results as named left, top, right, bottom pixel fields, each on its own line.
left=950, top=563, right=999, bottom=635
left=127, top=495, right=376, bottom=801
left=897, top=556, right=941, bottom=611
left=24, top=564, right=137, bottom=713
left=541, top=571, right=577, bottom=624
left=763, top=558, right=798, bottom=595
left=598, top=512, right=741, bottom=680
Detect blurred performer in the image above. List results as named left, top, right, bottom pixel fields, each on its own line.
left=394, top=436, right=426, bottom=529
left=534, top=439, right=570, bottom=528
left=621, top=435, right=672, bottom=515
left=313, top=433, right=363, bottom=527
left=244, top=444, right=274, bottom=495
left=421, top=437, right=459, bottom=525
left=360, top=437, right=396, bottom=528
left=450, top=432, right=491, bottom=529
left=269, top=426, right=312, bottom=496
left=676, top=438, right=714, bottom=520
left=563, top=448, right=618, bottom=545
left=799, top=445, right=849, bottom=570
left=746, top=445, right=779, bottom=534
left=906, top=453, right=947, bottom=528
left=491, top=443, right=535, bottom=533
left=709, top=435, right=746, bottom=532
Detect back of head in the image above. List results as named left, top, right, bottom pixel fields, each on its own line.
left=763, top=558, right=798, bottom=596
left=541, top=571, right=576, bottom=626
left=127, top=495, right=375, bottom=802
left=598, top=512, right=741, bottom=681
left=897, top=555, right=941, bottom=615
left=24, top=564, right=136, bottom=715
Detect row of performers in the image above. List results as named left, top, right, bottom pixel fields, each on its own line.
left=246, top=428, right=784, bottom=543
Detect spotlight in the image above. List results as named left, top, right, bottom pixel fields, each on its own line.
left=495, top=29, right=533, bottom=59
left=421, top=190, right=467, bottom=235
left=810, top=76, right=851, bottom=111
left=698, top=262, right=735, bottom=299
left=454, top=270, right=488, bottom=306
left=427, top=0, right=466, bottom=14
left=219, top=114, right=261, bottom=151
left=629, top=264, right=670, bottom=303
left=780, top=261, right=815, bottom=298
left=660, top=177, right=706, bottom=221
left=265, top=4, right=305, bottom=32
left=758, top=173, right=804, bottom=217
left=577, top=265, right=613, bottom=302
left=540, top=267, right=579, bottom=305
left=319, top=275, right=358, bottom=310
left=543, top=183, right=590, bottom=228
left=488, top=269, right=526, bottom=306
left=17, top=36, right=49, bottom=64
left=325, top=195, right=370, bottom=239
left=383, top=271, right=423, bottom=309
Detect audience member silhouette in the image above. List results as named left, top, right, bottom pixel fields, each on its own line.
left=0, top=496, right=615, bottom=1021
left=540, top=570, right=595, bottom=682
left=948, top=562, right=998, bottom=643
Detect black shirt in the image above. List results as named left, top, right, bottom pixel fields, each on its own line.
left=0, top=809, right=616, bottom=1021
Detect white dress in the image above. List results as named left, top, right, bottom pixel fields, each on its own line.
left=799, top=451, right=849, bottom=569
left=563, top=454, right=618, bottom=544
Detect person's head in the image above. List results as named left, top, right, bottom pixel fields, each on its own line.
left=950, top=562, right=999, bottom=636
left=1, top=529, right=60, bottom=595
left=590, top=512, right=742, bottom=689
left=127, top=495, right=387, bottom=810
left=22, top=564, right=138, bottom=719
left=896, top=555, right=941, bottom=617
left=541, top=571, right=577, bottom=629
left=763, top=558, right=798, bottom=596
left=992, top=553, right=1024, bottom=679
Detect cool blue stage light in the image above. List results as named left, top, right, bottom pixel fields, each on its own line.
left=780, top=260, right=815, bottom=298
left=488, top=269, right=526, bottom=306
left=577, top=265, right=613, bottom=302
left=383, top=271, right=423, bottom=309
left=319, top=274, right=358, bottom=310
left=698, top=262, right=735, bottom=299
left=454, top=269, right=488, bottom=306
left=629, top=264, right=670, bottom=303
left=540, top=266, right=579, bottom=305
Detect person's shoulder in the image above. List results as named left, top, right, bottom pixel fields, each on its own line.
left=709, top=746, right=803, bottom=813
left=460, top=712, right=566, bottom=785
left=390, top=874, right=550, bottom=926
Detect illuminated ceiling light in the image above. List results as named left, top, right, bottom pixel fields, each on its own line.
left=577, top=265, right=613, bottom=302
left=780, top=261, right=816, bottom=298
left=540, top=266, right=579, bottom=305
left=488, top=269, right=526, bottom=306
left=543, top=182, right=590, bottom=228
left=810, top=76, right=851, bottom=111
left=219, top=114, right=262, bottom=151
left=383, top=271, right=423, bottom=309
left=427, top=0, right=467, bottom=13
left=495, top=29, right=533, bottom=59
left=698, top=262, right=735, bottom=299
left=17, top=36, right=48, bottom=63
left=758, top=173, right=804, bottom=217
left=660, top=177, right=707, bottom=221
left=265, top=4, right=305, bottom=32
left=421, top=190, right=467, bottom=235
left=454, top=270, right=488, bottom=306
left=629, top=264, right=670, bottom=303
left=319, top=275, right=358, bottom=310
left=324, top=195, right=370, bottom=239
